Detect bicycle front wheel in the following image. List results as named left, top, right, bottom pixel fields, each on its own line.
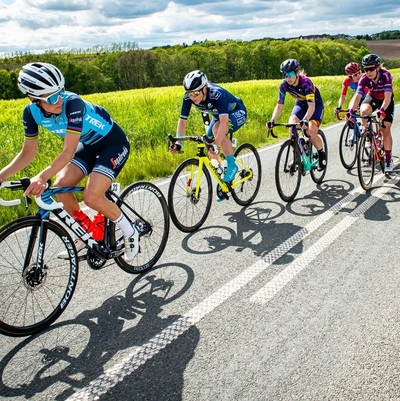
left=0, top=216, right=78, bottom=337
left=114, top=182, right=170, bottom=274
left=310, top=129, right=328, bottom=183
left=339, top=122, right=358, bottom=169
left=275, top=139, right=301, bottom=202
left=357, top=130, right=376, bottom=191
left=231, top=143, right=262, bottom=206
left=168, top=158, right=212, bottom=232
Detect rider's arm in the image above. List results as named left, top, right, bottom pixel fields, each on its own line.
left=0, top=137, right=38, bottom=183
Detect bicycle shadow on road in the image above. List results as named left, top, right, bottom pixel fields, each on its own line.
left=181, top=200, right=304, bottom=264
left=0, top=263, right=199, bottom=401
left=285, top=179, right=356, bottom=217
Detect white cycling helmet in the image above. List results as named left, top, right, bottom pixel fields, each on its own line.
left=18, top=62, right=65, bottom=97
left=183, top=70, right=208, bottom=91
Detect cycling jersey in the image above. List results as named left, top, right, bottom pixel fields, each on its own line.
left=356, top=69, right=393, bottom=101
left=180, top=82, right=244, bottom=119
left=277, top=75, right=322, bottom=105
left=341, top=77, right=359, bottom=96
left=22, top=91, right=114, bottom=145
left=277, top=75, right=324, bottom=124
left=180, top=82, right=247, bottom=136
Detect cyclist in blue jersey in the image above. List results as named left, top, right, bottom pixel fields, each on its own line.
left=347, top=53, right=395, bottom=172
left=336, top=62, right=367, bottom=111
left=0, top=62, right=138, bottom=260
left=267, top=59, right=326, bottom=171
left=169, top=70, right=247, bottom=182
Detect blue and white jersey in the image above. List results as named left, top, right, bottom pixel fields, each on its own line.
left=179, top=82, right=243, bottom=120
left=22, top=91, right=114, bottom=145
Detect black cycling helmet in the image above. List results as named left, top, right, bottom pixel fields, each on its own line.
left=280, top=59, right=299, bottom=74
left=183, top=70, right=208, bottom=91
left=361, top=53, right=381, bottom=67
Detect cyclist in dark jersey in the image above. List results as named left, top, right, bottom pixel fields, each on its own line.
left=170, top=70, right=247, bottom=183
left=348, top=53, right=395, bottom=172
left=267, top=59, right=326, bottom=171
left=0, top=62, right=139, bottom=260
left=336, top=62, right=367, bottom=111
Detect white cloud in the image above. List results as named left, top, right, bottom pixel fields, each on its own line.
left=1, top=0, right=400, bottom=55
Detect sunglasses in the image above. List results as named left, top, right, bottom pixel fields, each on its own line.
left=187, top=90, right=202, bottom=98
left=348, top=72, right=361, bottom=79
left=364, top=66, right=376, bottom=72
left=283, top=71, right=296, bottom=79
left=33, top=88, right=65, bottom=105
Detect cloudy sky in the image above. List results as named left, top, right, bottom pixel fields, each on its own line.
left=1, top=0, right=400, bottom=55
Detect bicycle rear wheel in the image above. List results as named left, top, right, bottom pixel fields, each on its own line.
left=339, top=122, right=358, bottom=169
left=231, top=143, right=262, bottom=206
left=275, top=139, right=301, bottom=202
left=357, top=130, right=375, bottom=191
left=168, top=158, right=212, bottom=232
left=0, top=216, right=78, bottom=337
left=114, top=181, right=170, bottom=274
left=310, top=129, right=328, bottom=183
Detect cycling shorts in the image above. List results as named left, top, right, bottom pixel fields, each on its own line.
left=206, top=101, right=247, bottom=137
left=292, top=100, right=324, bottom=126
left=361, top=94, right=394, bottom=124
left=71, top=122, right=130, bottom=181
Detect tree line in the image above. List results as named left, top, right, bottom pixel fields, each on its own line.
left=1, top=36, right=399, bottom=101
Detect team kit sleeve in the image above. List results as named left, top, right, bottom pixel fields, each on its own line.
left=22, top=105, right=39, bottom=140
left=65, top=97, right=86, bottom=136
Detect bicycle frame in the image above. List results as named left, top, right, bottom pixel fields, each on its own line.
left=269, top=124, right=317, bottom=172
left=168, top=135, right=254, bottom=196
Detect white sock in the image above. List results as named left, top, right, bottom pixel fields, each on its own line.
left=113, top=213, right=134, bottom=238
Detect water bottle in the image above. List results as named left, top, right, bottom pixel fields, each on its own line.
left=210, top=159, right=223, bottom=175
left=220, top=159, right=228, bottom=179
left=374, top=131, right=381, bottom=151
left=92, top=212, right=105, bottom=241
left=73, top=209, right=94, bottom=233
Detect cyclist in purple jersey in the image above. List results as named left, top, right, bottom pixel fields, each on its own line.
left=267, top=59, right=326, bottom=171
left=348, top=53, right=395, bottom=172
left=0, top=62, right=139, bottom=261
left=170, top=70, right=247, bottom=182
left=336, top=62, right=367, bottom=111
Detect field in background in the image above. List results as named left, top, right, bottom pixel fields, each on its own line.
left=0, top=71, right=399, bottom=223
left=367, top=40, right=400, bottom=59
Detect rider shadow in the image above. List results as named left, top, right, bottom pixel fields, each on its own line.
left=181, top=200, right=304, bottom=265
left=285, top=179, right=356, bottom=217
left=0, top=263, right=198, bottom=401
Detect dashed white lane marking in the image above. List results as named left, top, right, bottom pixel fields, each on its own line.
left=67, top=178, right=398, bottom=401
left=250, top=178, right=399, bottom=303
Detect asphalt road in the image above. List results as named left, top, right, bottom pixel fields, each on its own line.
left=1, top=108, right=400, bottom=401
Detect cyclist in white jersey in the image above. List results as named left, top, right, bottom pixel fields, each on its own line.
left=0, top=62, right=138, bottom=260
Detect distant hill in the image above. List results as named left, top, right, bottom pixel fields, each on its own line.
left=367, top=39, right=400, bottom=59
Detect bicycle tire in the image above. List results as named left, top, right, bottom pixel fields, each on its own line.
left=339, top=122, right=358, bottom=169
left=0, top=216, right=78, bottom=337
left=275, top=139, right=301, bottom=202
left=168, top=158, right=212, bottom=232
left=231, top=143, right=262, bottom=206
left=114, top=181, right=170, bottom=274
left=357, top=130, right=375, bottom=191
left=310, top=129, right=328, bottom=183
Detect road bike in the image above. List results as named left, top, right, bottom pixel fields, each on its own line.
left=167, top=134, right=262, bottom=232
left=0, top=178, right=170, bottom=337
left=355, top=113, right=387, bottom=190
left=335, top=108, right=363, bottom=169
left=268, top=123, right=328, bottom=202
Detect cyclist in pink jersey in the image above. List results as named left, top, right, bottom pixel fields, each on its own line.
left=348, top=53, right=395, bottom=172
left=336, top=62, right=367, bottom=111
